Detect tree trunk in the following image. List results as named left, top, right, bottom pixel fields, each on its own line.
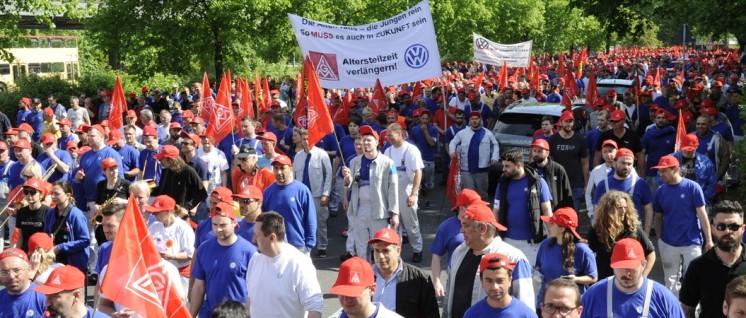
left=108, top=48, right=119, bottom=70
left=605, top=29, right=612, bottom=54
left=213, top=27, right=224, bottom=82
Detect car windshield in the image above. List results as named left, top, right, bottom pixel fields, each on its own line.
left=493, top=113, right=543, bottom=137
left=597, top=85, right=630, bottom=97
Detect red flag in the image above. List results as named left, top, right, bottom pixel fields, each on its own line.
left=412, top=81, right=425, bottom=101
left=235, top=76, right=254, bottom=123
left=565, top=73, right=579, bottom=97
left=446, top=153, right=460, bottom=207
left=262, top=76, right=271, bottom=108
left=370, top=79, right=386, bottom=115
left=654, top=67, right=661, bottom=89
left=472, top=72, right=485, bottom=92
left=109, top=76, right=126, bottom=130
left=332, top=96, right=350, bottom=126
left=204, top=71, right=234, bottom=145
left=585, top=70, right=597, bottom=108
left=674, top=109, right=687, bottom=152
left=557, top=53, right=566, bottom=77
left=298, top=56, right=334, bottom=147
left=100, top=195, right=190, bottom=318
left=498, top=61, right=508, bottom=89
left=199, top=72, right=213, bottom=120
left=254, top=71, right=267, bottom=114
left=561, top=89, right=573, bottom=111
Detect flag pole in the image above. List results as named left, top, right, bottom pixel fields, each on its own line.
left=90, top=282, right=102, bottom=317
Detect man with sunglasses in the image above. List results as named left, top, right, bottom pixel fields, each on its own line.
left=594, top=110, right=644, bottom=176
left=233, top=185, right=263, bottom=244
left=231, top=144, right=275, bottom=193
left=680, top=200, right=746, bottom=318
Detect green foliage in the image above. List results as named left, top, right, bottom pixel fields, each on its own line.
left=0, top=75, right=79, bottom=125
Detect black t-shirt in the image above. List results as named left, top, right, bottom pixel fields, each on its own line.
left=596, top=128, right=643, bottom=154
left=680, top=244, right=746, bottom=318
left=586, top=225, right=655, bottom=279
left=95, top=179, right=131, bottom=205
left=16, top=205, right=50, bottom=252
left=548, top=132, right=588, bottom=188
left=452, top=250, right=483, bottom=318
left=681, top=156, right=697, bottom=181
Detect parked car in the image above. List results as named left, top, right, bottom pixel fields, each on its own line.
left=596, top=79, right=634, bottom=97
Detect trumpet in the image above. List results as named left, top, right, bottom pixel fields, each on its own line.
left=90, top=195, right=118, bottom=226
left=0, top=163, right=57, bottom=229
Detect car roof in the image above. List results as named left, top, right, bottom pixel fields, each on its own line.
left=502, top=101, right=585, bottom=116
left=597, top=79, right=634, bottom=86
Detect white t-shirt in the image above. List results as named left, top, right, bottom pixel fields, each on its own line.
left=34, top=263, right=64, bottom=285
left=246, top=242, right=324, bottom=318
left=449, top=96, right=470, bottom=111
left=197, top=147, right=230, bottom=194
left=148, top=218, right=195, bottom=269
left=384, top=142, right=424, bottom=193
left=66, top=107, right=90, bottom=130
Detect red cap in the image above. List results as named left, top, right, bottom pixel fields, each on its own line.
left=655, top=109, right=676, bottom=121
left=18, top=123, right=34, bottom=133
left=190, top=117, right=205, bottom=125
left=531, top=139, right=550, bottom=151
left=232, top=185, right=263, bottom=201
left=359, top=125, right=379, bottom=140
left=541, top=208, right=582, bottom=240
left=462, top=204, right=507, bottom=231
left=614, top=148, right=634, bottom=159
left=700, top=107, right=718, bottom=116
left=479, top=253, right=516, bottom=273
left=85, top=124, right=106, bottom=137
left=682, top=112, right=694, bottom=123
left=330, top=257, right=375, bottom=297
left=19, top=97, right=31, bottom=106
left=520, top=88, right=530, bottom=94
left=66, top=140, right=78, bottom=150
left=77, top=146, right=91, bottom=155
left=652, top=155, right=680, bottom=170
left=211, top=186, right=234, bottom=203
left=141, top=85, right=149, bottom=92
left=469, top=111, right=481, bottom=118
left=610, top=110, right=626, bottom=121
left=13, top=139, right=31, bottom=150
left=75, top=124, right=89, bottom=134
left=0, top=247, right=29, bottom=263
left=457, top=88, right=466, bottom=93
left=101, top=157, right=118, bottom=170
left=56, top=118, right=72, bottom=127
left=674, top=99, right=689, bottom=109
left=106, top=130, right=122, bottom=146
left=453, top=189, right=488, bottom=210
left=367, top=228, right=401, bottom=245
left=467, top=93, right=479, bottom=101
left=713, top=80, right=724, bottom=88
left=701, top=99, right=716, bottom=108
left=610, top=238, right=645, bottom=269
left=412, top=109, right=423, bottom=117
left=41, top=133, right=56, bottom=145
left=27, top=232, right=54, bottom=254
left=680, top=134, right=699, bottom=151
left=4, top=128, right=18, bottom=136
left=153, top=145, right=180, bottom=160
left=559, top=111, right=574, bottom=121
left=126, top=110, right=137, bottom=118
left=144, top=195, right=176, bottom=213
left=180, top=131, right=200, bottom=147
left=169, top=122, right=182, bottom=130
left=182, top=110, right=194, bottom=119
left=32, top=265, right=85, bottom=294
left=601, top=139, right=618, bottom=149
left=606, top=90, right=618, bottom=97
left=420, top=109, right=432, bottom=117
left=271, top=155, right=293, bottom=167
left=43, top=107, right=54, bottom=117
left=210, top=201, right=236, bottom=219
left=143, top=126, right=158, bottom=137
left=257, top=132, right=277, bottom=143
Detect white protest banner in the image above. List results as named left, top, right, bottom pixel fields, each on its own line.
left=473, top=33, right=532, bottom=68
left=288, top=0, right=441, bottom=89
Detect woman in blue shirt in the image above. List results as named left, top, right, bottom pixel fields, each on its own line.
left=535, top=207, right=597, bottom=310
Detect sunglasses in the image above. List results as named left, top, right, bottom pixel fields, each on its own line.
left=715, top=223, right=743, bottom=231
left=23, top=189, right=38, bottom=195
left=238, top=157, right=250, bottom=161
left=610, top=120, right=622, bottom=123
left=239, top=199, right=257, bottom=204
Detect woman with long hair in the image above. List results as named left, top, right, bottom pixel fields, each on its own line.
left=587, top=190, right=656, bottom=279
left=26, top=232, right=63, bottom=284
left=43, top=180, right=90, bottom=273
left=535, top=207, right=597, bottom=310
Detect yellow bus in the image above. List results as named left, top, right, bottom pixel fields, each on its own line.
left=0, top=36, right=80, bottom=93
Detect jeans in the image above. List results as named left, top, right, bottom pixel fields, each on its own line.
left=572, top=187, right=585, bottom=213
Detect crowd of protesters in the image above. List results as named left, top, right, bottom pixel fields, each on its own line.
left=1, top=46, right=746, bottom=317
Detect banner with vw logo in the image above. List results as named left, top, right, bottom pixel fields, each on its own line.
left=473, top=33, right=532, bottom=68
left=289, top=0, right=441, bottom=89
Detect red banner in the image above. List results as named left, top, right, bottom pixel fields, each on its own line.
left=298, top=56, right=334, bottom=147
left=204, top=71, right=234, bottom=145
left=198, top=72, right=212, bottom=119
left=109, top=76, right=126, bottom=130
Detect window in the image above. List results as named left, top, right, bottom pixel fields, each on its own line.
left=0, top=64, right=9, bottom=75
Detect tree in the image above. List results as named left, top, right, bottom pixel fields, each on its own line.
left=666, top=0, right=746, bottom=52
left=568, top=0, right=660, bottom=52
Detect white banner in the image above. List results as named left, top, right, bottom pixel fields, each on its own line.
left=472, top=33, right=532, bottom=68
left=289, top=0, right=441, bottom=89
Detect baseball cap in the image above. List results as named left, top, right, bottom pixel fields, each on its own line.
left=101, top=157, right=118, bottom=170
left=453, top=189, right=488, bottom=210
left=0, top=248, right=29, bottom=263
left=479, top=253, right=516, bottom=273
left=77, top=146, right=91, bottom=155
left=655, top=109, right=676, bottom=121
left=232, top=185, right=263, bottom=201
left=462, top=204, right=507, bottom=231
left=680, top=134, right=699, bottom=151
left=674, top=99, right=689, bottom=109
left=257, top=131, right=277, bottom=143
left=610, top=238, right=645, bottom=269
left=66, top=140, right=78, bottom=150
left=182, top=110, right=194, bottom=119
left=237, top=144, right=257, bottom=158
left=27, top=232, right=54, bottom=254
left=359, top=125, right=379, bottom=140
left=75, top=124, right=89, bottom=134
left=126, top=109, right=137, bottom=118
left=153, top=145, right=180, bottom=160
left=57, top=118, right=72, bottom=127
left=18, top=123, right=34, bottom=134
left=606, top=90, right=618, bottom=97
left=32, top=265, right=86, bottom=294
left=19, top=97, right=31, bottom=106
left=329, top=257, right=375, bottom=297
left=13, top=139, right=31, bottom=150
left=469, top=111, right=481, bottom=118
left=211, top=186, right=234, bottom=203
left=367, top=228, right=401, bottom=245
left=143, top=126, right=158, bottom=137
left=4, top=128, right=18, bottom=136
left=541, top=208, right=582, bottom=240
left=169, top=122, right=182, bottom=130
left=41, top=133, right=56, bottom=145
left=43, top=108, right=54, bottom=117
left=271, top=155, right=292, bottom=167
left=652, top=155, right=679, bottom=170
left=85, top=124, right=106, bottom=137
left=144, top=195, right=176, bottom=213
left=106, top=130, right=123, bottom=146
left=190, top=117, right=205, bottom=125
left=601, top=139, right=618, bottom=149
left=559, top=111, right=574, bottom=121
left=531, top=139, right=550, bottom=151
left=210, top=201, right=236, bottom=219
left=700, top=107, right=718, bottom=116
left=180, top=131, right=200, bottom=147
left=615, top=148, right=634, bottom=159
left=610, top=110, right=626, bottom=121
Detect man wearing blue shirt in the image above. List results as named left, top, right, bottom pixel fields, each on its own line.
left=33, top=265, right=109, bottom=317
left=0, top=248, right=47, bottom=317
left=410, top=110, right=439, bottom=199
left=464, top=253, right=537, bottom=318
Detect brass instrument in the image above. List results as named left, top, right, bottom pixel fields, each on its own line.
left=0, top=163, right=57, bottom=229
left=90, top=195, right=118, bottom=226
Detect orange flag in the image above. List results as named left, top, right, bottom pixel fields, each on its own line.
left=473, top=72, right=485, bottom=92
left=100, top=195, right=191, bottom=318
left=557, top=53, right=566, bottom=77
left=446, top=153, right=460, bottom=208
left=109, top=76, right=126, bottom=130
left=674, top=109, right=687, bottom=152
left=585, top=69, right=598, bottom=108
left=198, top=72, right=212, bottom=119
left=298, top=56, right=334, bottom=147
left=654, top=67, right=661, bottom=89
left=370, top=78, right=386, bottom=115
left=412, top=81, right=425, bottom=101
left=498, top=61, right=508, bottom=89
left=235, top=76, right=254, bottom=123
left=262, top=76, right=271, bottom=108
left=254, top=71, right=267, bottom=115
left=204, top=71, right=234, bottom=145
left=561, top=89, right=573, bottom=111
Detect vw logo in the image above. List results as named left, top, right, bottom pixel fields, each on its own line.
left=475, top=38, right=489, bottom=49
left=404, top=44, right=429, bottom=69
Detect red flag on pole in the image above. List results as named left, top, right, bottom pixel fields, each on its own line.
left=674, top=109, right=687, bottom=152
left=412, top=81, right=426, bottom=101
left=198, top=72, right=212, bottom=119
left=561, top=89, right=573, bottom=111
left=298, top=56, right=334, bottom=147
left=254, top=71, right=267, bottom=115
left=473, top=72, right=485, bottom=92
left=100, top=195, right=190, bottom=318
left=262, top=76, right=271, bottom=108
left=204, top=71, right=234, bottom=145
left=370, top=79, right=386, bottom=115
left=234, top=76, right=254, bottom=123
left=654, top=67, right=661, bottom=89
left=498, top=61, right=508, bottom=89
left=446, top=153, right=460, bottom=208
left=585, top=69, right=597, bottom=108
left=332, top=97, right=350, bottom=126
left=557, top=53, right=566, bottom=77
left=109, top=76, right=126, bottom=130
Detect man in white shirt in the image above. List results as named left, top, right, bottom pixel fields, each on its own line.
left=65, top=96, right=89, bottom=130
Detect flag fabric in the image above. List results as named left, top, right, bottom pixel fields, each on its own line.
left=234, top=76, right=254, bottom=124
left=331, top=96, right=350, bottom=126
left=254, top=71, right=267, bottom=115
left=654, top=67, right=661, bottom=89
left=298, top=56, right=334, bottom=148
left=446, top=153, right=461, bottom=208
left=204, top=71, right=234, bottom=145
left=109, top=76, right=127, bottom=130
left=585, top=69, right=597, bottom=108
left=369, top=78, right=387, bottom=115
left=498, top=61, right=508, bottom=89
left=561, top=89, right=573, bottom=111
left=100, top=195, right=191, bottom=318
left=412, top=81, right=425, bottom=101
left=557, top=53, right=566, bottom=78
left=262, top=76, right=271, bottom=109
left=472, top=72, right=485, bottom=93
left=198, top=72, right=212, bottom=120
left=674, top=109, right=687, bottom=152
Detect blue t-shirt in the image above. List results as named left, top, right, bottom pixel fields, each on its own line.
left=96, top=241, right=113, bottom=274
left=696, top=132, right=719, bottom=165
left=585, top=129, right=603, bottom=170
left=235, top=218, right=256, bottom=245
left=57, top=134, right=76, bottom=151
left=641, top=126, right=677, bottom=175
left=27, top=110, right=43, bottom=141
left=235, top=137, right=264, bottom=155
left=79, top=147, right=124, bottom=202
left=410, top=124, right=439, bottom=161
left=191, top=236, right=256, bottom=318
left=445, top=124, right=466, bottom=145
left=429, top=215, right=464, bottom=266
left=592, top=175, right=653, bottom=222
left=495, top=176, right=552, bottom=240
left=84, top=306, right=112, bottom=317
left=188, top=157, right=209, bottom=181
left=138, top=147, right=161, bottom=183
left=580, top=277, right=685, bottom=318
left=17, top=109, right=31, bottom=125
left=464, top=297, right=537, bottom=318
left=218, top=132, right=241, bottom=166
left=653, top=178, right=706, bottom=246
left=535, top=240, right=597, bottom=308
left=0, top=283, right=47, bottom=318
left=261, top=180, right=317, bottom=250
left=117, top=144, right=140, bottom=182
left=194, top=218, right=216, bottom=249
left=36, top=149, right=73, bottom=183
